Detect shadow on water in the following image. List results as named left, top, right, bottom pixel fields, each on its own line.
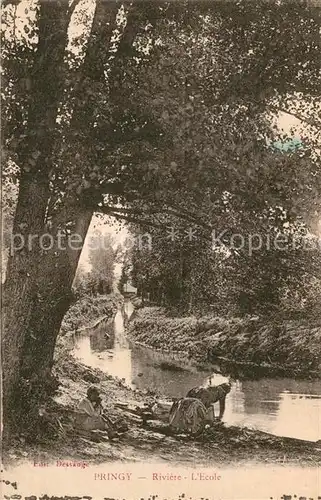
left=72, top=301, right=321, bottom=442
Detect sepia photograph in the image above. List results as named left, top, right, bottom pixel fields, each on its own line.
left=1, top=0, right=321, bottom=499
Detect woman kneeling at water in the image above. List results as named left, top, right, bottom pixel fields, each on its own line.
left=186, top=382, right=231, bottom=420
left=168, top=382, right=231, bottom=435
left=168, top=397, right=210, bottom=435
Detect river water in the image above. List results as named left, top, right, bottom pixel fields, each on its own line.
left=72, top=302, right=321, bottom=442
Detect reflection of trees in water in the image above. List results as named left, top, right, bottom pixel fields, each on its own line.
left=216, top=360, right=277, bottom=381
left=228, top=380, right=245, bottom=414
left=214, top=359, right=321, bottom=419
left=89, top=321, right=115, bottom=352
left=121, top=304, right=128, bottom=328
left=121, top=300, right=135, bottom=328
left=129, top=345, right=210, bottom=398
left=239, top=378, right=321, bottom=416
left=121, top=302, right=131, bottom=328
left=238, top=381, right=280, bottom=416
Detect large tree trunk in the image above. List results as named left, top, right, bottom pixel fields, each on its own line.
left=2, top=175, right=51, bottom=438
left=3, top=206, right=93, bottom=438
left=2, top=0, right=72, bottom=441
left=20, top=209, right=93, bottom=380
left=16, top=0, right=124, bottom=386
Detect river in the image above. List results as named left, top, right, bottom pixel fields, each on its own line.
left=71, top=302, right=321, bottom=442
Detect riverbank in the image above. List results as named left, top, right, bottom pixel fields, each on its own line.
left=128, top=307, right=321, bottom=378
left=4, top=301, right=321, bottom=468
left=59, top=293, right=120, bottom=335
left=6, top=343, right=321, bottom=467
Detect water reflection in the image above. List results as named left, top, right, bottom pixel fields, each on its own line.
left=73, top=311, right=133, bottom=382
left=222, top=379, right=321, bottom=441
left=72, top=303, right=321, bottom=442
left=129, top=344, right=211, bottom=396
left=89, top=321, right=115, bottom=351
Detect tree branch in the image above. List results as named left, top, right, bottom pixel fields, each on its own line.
left=103, top=204, right=216, bottom=232
left=101, top=207, right=163, bottom=230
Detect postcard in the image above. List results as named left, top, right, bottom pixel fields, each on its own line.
left=1, top=0, right=320, bottom=499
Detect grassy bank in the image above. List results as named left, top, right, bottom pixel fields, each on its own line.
left=128, top=307, right=321, bottom=378
left=60, top=293, right=120, bottom=335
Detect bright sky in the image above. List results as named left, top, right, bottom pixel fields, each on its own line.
left=79, top=215, right=128, bottom=273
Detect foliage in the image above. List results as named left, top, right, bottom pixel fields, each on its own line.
left=122, top=209, right=321, bottom=316
left=2, top=0, right=320, bottom=223
left=73, top=231, right=117, bottom=296
left=60, top=293, right=118, bottom=334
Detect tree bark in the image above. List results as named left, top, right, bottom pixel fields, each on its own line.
left=20, top=209, right=93, bottom=380
left=2, top=0, right=73, bottom=440
left=2, top=174, right=50, bottom=438
left=3, top=205, right=92, bottom=438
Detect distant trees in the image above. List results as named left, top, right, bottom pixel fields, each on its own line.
left=73, top=232, right=116, bottom=297
left=126, top=211, right=321, bottom=318
left=88, top=232, right=116, bottom=295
